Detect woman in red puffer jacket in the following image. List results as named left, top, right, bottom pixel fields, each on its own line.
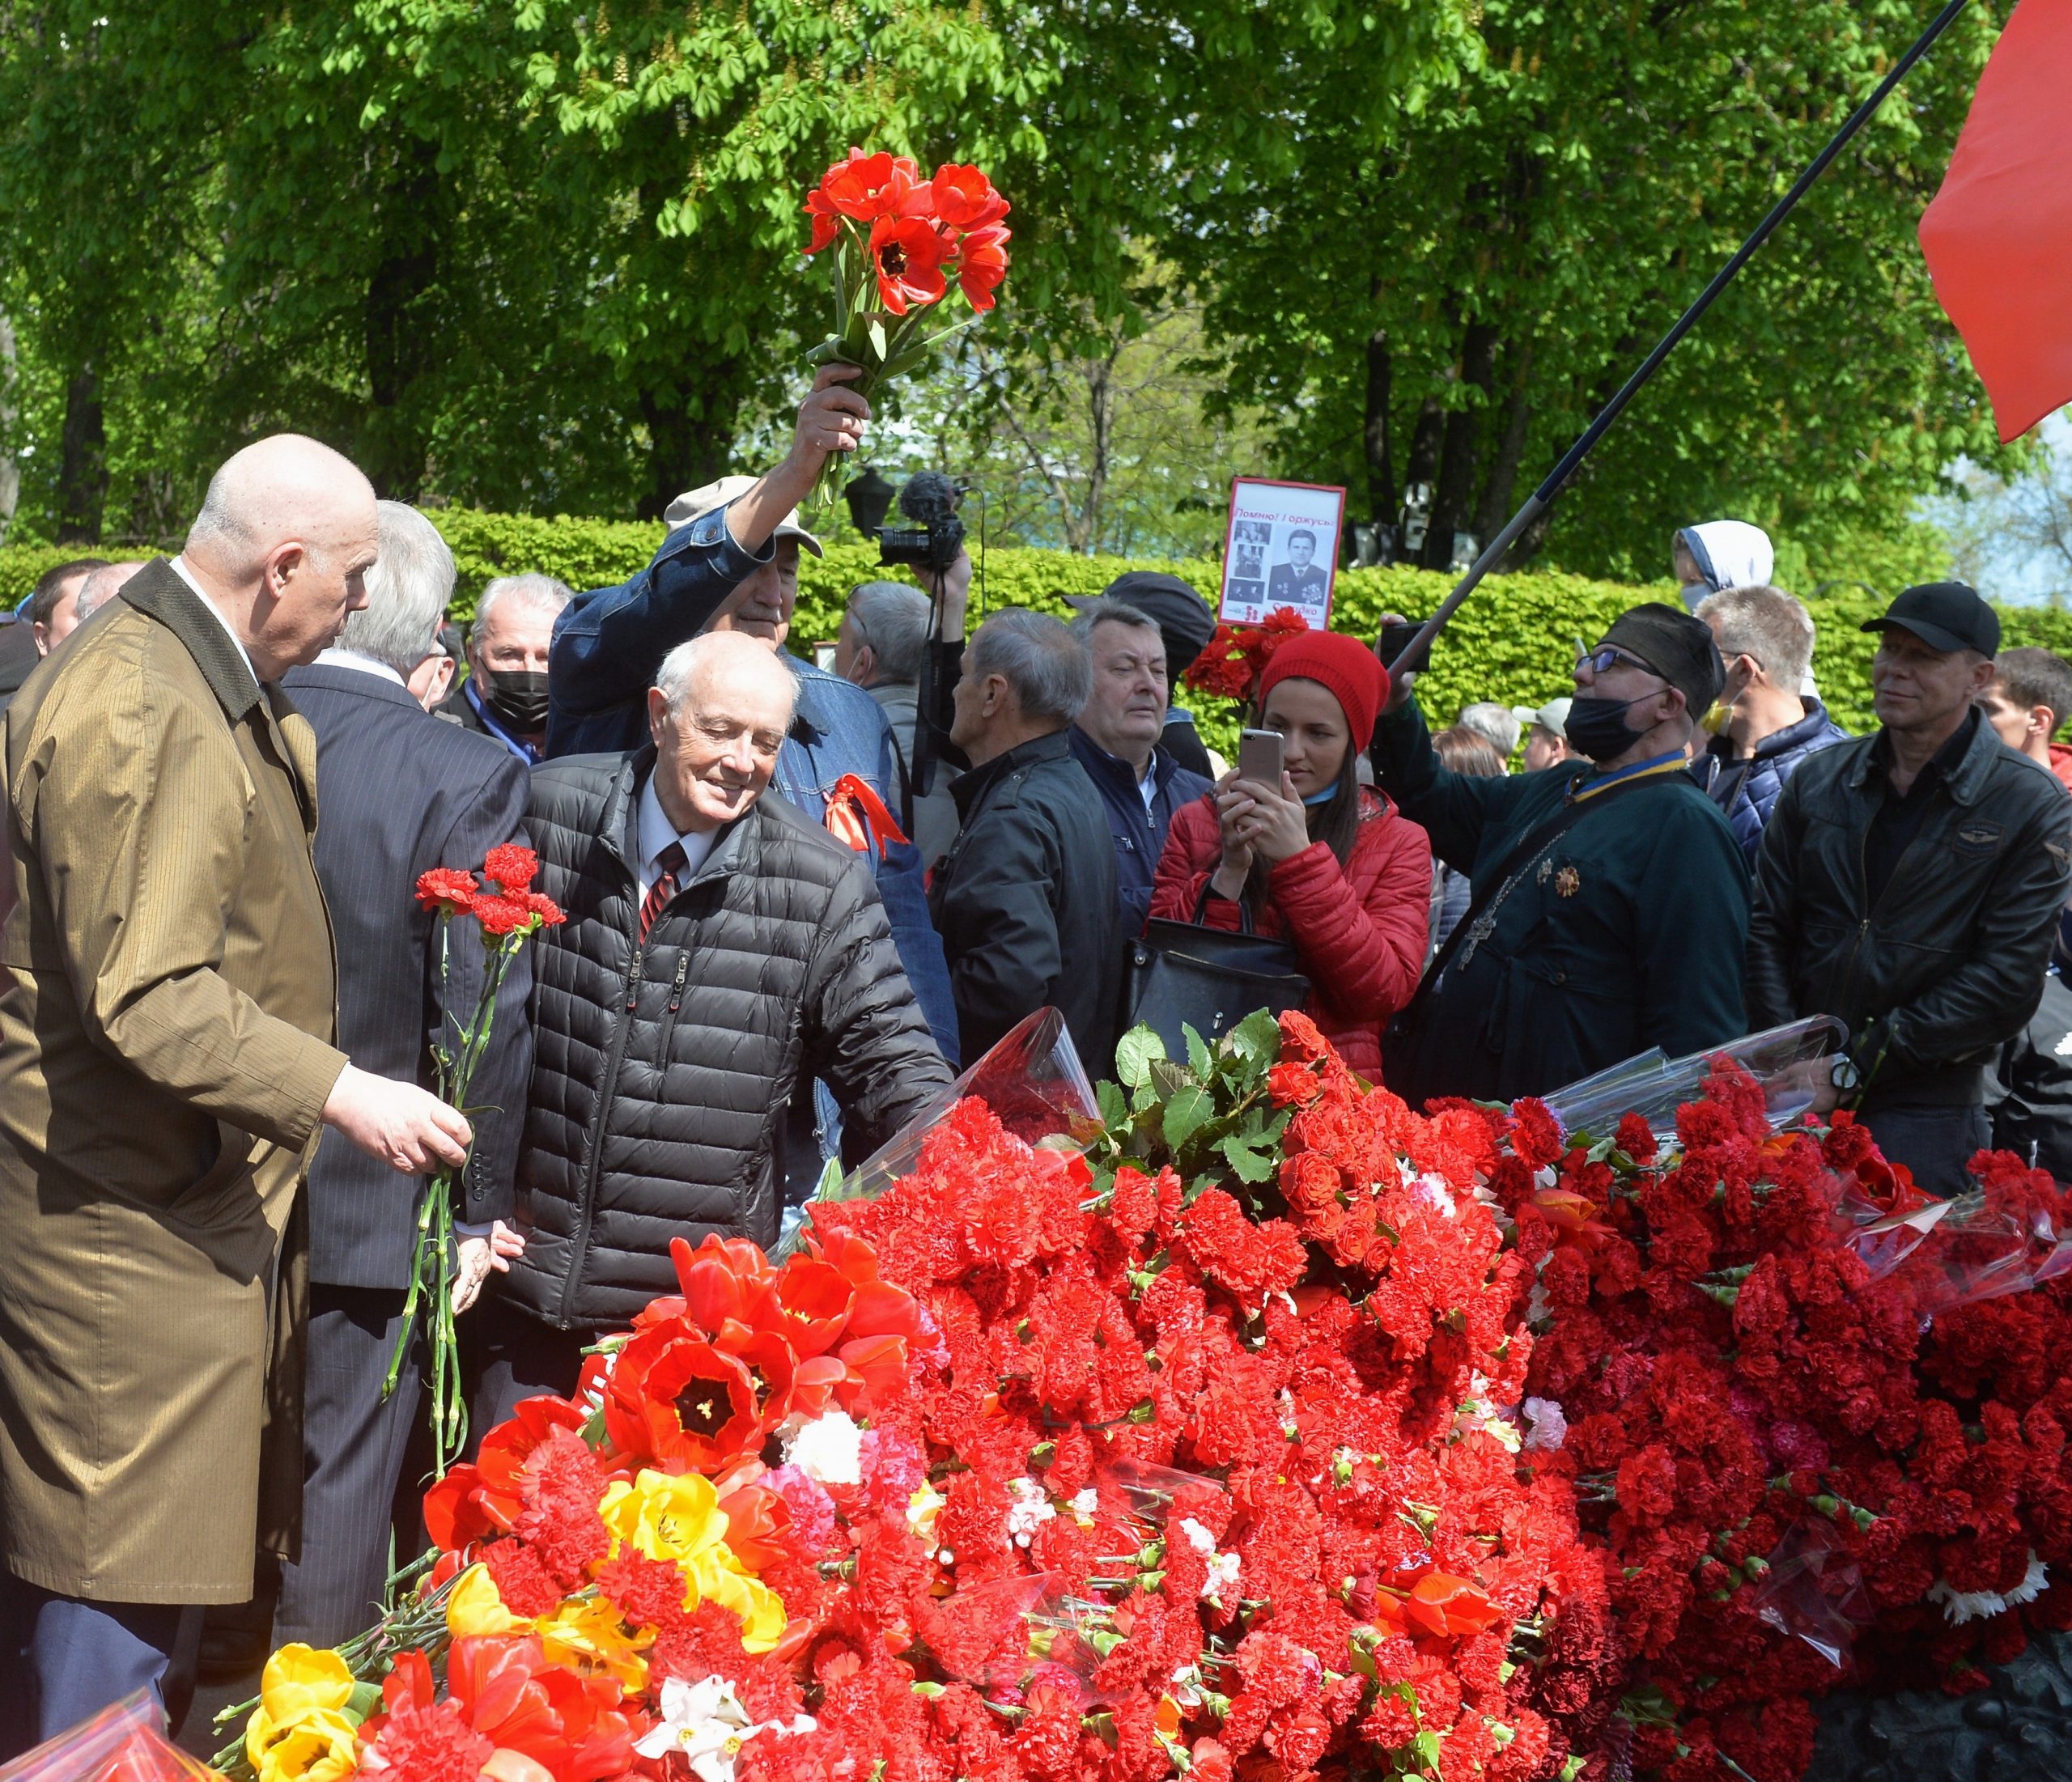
left=1149, top=630, right=1431, bottom=1080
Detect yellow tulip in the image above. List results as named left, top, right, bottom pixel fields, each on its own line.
left=694, top=1556, right=788, bottom=1655
left=244, top=1645, right=361, bottom=1782
left=597, top=1469, right=731, bottom=1573
left=535, top=1593, right=653, bottom=1691
left=448, top=1562, right=531, bottom=1639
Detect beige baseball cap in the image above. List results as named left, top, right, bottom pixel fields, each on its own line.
left=663, top=474, right=824, bottom=558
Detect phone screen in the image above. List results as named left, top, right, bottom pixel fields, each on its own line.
left=1238, top=728, right=1284, bottom=787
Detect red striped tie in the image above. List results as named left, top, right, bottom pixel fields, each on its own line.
left=639, top=841, right=687, bottom=940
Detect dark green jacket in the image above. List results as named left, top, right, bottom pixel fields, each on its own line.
left=1746, top=716, right=2072, bottom=1110
left=1372, top=700, right=1751, bottom=1106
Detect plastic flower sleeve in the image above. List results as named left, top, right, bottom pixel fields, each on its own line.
left=0, top=1694, right=221, bottom=1782
left=807, top=1007, right=1100, bottom=1211
left=1543, top=1016, right=1847, bottom=1142
left=1751, top=1517, right=1874, bottom=1669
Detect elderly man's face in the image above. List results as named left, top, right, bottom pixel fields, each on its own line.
left=1288, top=535, right=1316, bottom=569
left=648, top=660, right=794, bottom=832
left=707, top=542, right=800, bottom=649
left=1076, top=618, right=1167, bottom=766
left=473, top=599, right=556, bottom=676
left=257, top=501, right=381, bottom=671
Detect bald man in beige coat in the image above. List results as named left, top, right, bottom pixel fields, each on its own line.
left=0, top=437, right=474, bottom=1745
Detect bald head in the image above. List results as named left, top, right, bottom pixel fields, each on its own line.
left=646, top=632, right=799, bottom=834
left=179, top=434, right=380, bottom=681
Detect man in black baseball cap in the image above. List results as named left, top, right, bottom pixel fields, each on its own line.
left=1748, top=580, right=2072, bottom=1192
left=1067, top=573, right=1218, bottom=777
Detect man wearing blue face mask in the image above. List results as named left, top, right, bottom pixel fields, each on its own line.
left=1370, top=602, right=1751, bottom=1107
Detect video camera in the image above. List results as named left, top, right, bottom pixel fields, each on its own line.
left=877, top=470, right=968, bottom=575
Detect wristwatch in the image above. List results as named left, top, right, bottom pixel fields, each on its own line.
left=1829, top=1054, right=1861, bottom=1093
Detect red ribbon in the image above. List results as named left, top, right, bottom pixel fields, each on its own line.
left=826, top=773, right=909, bottom=859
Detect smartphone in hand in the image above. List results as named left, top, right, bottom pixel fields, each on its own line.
left=1237, top=728, right=1284, bottom=787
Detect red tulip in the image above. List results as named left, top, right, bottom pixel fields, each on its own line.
left=869, top=214, right=949, bottom=315
left=605, top=1326, right=765, bottom=1470
left=931, top=163, right=1009, bottom=230
left=424, top=1394, right=592, bottom=1551
left=953, top=224, right=1010, bottom=313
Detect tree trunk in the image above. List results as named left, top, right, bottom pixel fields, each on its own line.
left=1422, top=322, right=1498, bottom=569
left=637, top=375, right=741, bottom=521
left=57, top=363, right=107, bottom=545
left=1402, top=397, right=1445, bottom=498
left=362, top=147, right=444, bottom=499
left=0, top=311, right=18, bottom=545
left=1075, top=348, right=1119, bottom=554
left=1363, top=327, right=1395, bottom=524
left=1474, top=345, right=1535, bottom=565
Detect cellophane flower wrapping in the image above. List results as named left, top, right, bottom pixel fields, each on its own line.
left=2, top=1695, right=219, bottom=1782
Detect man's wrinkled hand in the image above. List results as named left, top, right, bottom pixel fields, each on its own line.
left=321, top=1063, right=472, bottom=1175
left=788, top=363, right=871, bottom=477
left=451, top=1220, right=525, bottom=1315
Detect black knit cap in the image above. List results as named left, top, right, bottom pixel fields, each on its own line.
left=1599, top=601, right=1726, bottom=717
left=1068, top=573, right=1216, bottom=677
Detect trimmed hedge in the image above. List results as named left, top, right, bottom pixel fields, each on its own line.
left=6, top=512, right=2056, bottom=755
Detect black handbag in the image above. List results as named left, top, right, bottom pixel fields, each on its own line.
left=1123, top=884, right=1311, bottom=1056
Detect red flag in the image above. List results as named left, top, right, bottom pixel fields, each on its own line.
left=1918, top=0, right=2072, bottom=442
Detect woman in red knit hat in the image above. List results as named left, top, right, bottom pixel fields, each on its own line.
left=1148, top=630, right=1433, bottom=1080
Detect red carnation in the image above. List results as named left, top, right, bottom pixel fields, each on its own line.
left=483, top=842, right=540, bottom=893
left=415, top=867, right=478, bottom=914
left=473, top=893, right=535, bottom=937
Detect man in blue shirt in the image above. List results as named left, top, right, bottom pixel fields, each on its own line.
left=1064, top=596, right=1213, bottom=937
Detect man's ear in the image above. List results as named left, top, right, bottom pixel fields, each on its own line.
left=646, top=684, right=671, bottom=744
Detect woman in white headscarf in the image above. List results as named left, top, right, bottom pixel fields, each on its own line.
left=1672, top=520, right=1775, bottom=609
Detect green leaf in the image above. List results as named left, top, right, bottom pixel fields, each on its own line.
left=1183, top=1023, right=1212, bottom=1077
left=1162, top=1084, right=1212, bottom=1150
left=1097, top=1080, right=1127, bottom=1127
left=1220, top=1133, right=1274, bottom=1183
left=867, top=317, right=888, bottom=363
left=1149, top=1055, right=1191, bottom=1101
left=1115, top=1025, right=1165, bottom=1090
left=1227, top=1008, right=1282, bottom=1070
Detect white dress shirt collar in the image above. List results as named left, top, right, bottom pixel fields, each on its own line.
left=635, top=771, right=717, bottom=904
left=314, top=646, right=407, bottom=689
left=168, top=555, right=260, bottom=686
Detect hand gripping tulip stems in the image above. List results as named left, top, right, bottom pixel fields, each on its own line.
left=800, top=150, right=1011, bottom=512
left=388, top=847, right=565, bottom=1474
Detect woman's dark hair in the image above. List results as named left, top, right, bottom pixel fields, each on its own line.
left=1242, top=721, right=1362, bottom=920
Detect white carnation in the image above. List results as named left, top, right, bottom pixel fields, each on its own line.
left=1005, top=1477, right=1057, bottom=1547
left=1522, top=1398, right=1569, bottom=1453
left=781, top=1409, right=863, bottom=1487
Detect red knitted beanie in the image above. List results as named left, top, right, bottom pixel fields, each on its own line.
left=1255, top=630, right=1390, bottom=754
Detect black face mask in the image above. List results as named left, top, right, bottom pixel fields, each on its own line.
left=1564, top=693, right=1651, bottom=763
left=478, top=668, right=550, bottom=733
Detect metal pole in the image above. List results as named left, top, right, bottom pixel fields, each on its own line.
left=1385, top=0, right=1977, bottom=675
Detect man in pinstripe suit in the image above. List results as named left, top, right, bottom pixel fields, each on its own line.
left=272, top=502, right=533, bottom=1648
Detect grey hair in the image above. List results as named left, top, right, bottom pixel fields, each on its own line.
left=1696, top=584, right=1815, bottom=691
left=337, top=503, right=453, bottom=675
left=845, top=582, right=931, bottom=685
left=1067, top=596, right=1162, bottom=656
left=966, top=609, right=1092, bottom=725
left=1456, top=702, right=1521, bottom=758
left=185, top=461, right=258, bottom=560
left=473, top=572, right=574, bottom=647
left=653, top=631, right=800, bottom=726
left=71, top=561, right=145, bottom=625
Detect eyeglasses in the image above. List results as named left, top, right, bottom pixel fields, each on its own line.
left=1574, top=643, right=1658, bottom=677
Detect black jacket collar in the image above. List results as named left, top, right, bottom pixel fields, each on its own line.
left=950, top=728, right=1072, bottom=819
left=119, top=558, right=264, bottom=722
left=1856, top=706, right=1991, bottom=806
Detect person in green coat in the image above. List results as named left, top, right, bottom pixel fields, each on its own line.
left=1373, top=603, right=1750, bottom=1107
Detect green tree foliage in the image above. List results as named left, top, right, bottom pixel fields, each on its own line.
left=1176, top=0, right=2024, bottom=583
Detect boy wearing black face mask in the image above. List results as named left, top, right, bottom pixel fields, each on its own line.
left=1371, top=602, right=1751, bottom=1108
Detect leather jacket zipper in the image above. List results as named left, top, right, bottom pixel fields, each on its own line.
left=1831, top=783, right=1935, bottom=1056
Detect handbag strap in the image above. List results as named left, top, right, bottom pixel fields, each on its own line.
left=1402, top=768, right=1688, bottom=1020
left=1193, top=876, right=1255, bottom=935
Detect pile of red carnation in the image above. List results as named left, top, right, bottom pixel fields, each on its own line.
left=1182, top=608, right=1310, bottom=704
left=1489, top=1063, right=2072, bottom=1780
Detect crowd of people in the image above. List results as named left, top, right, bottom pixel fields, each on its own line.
left=2, top=373, right=2071, bottom=1746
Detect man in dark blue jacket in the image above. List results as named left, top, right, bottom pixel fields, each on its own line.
left=275, top=503, right=533, bottom=1647
left=1692, top=583, right=1849, bottom=868
left=1064, top=596, right=1212, bottom=936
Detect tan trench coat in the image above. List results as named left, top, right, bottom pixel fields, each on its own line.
left=0, top=561, right=347, bottom=1603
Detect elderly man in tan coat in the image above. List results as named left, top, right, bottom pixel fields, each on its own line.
left=0, top=436, right=475, bottom=1748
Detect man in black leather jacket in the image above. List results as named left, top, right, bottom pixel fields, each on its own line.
left=1747, top=584, right=2072, bottom=1192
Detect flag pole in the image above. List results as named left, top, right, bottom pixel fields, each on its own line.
left=1386, top=0, right=1978, bottom=676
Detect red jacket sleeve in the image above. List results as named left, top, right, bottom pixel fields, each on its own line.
left=1263, top=804, right=1433, bottom=1023
left=1148, top=794, right=1242, bottom=934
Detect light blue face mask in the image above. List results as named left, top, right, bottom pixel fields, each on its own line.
left=1302, top=786, right=1339, bottom=808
